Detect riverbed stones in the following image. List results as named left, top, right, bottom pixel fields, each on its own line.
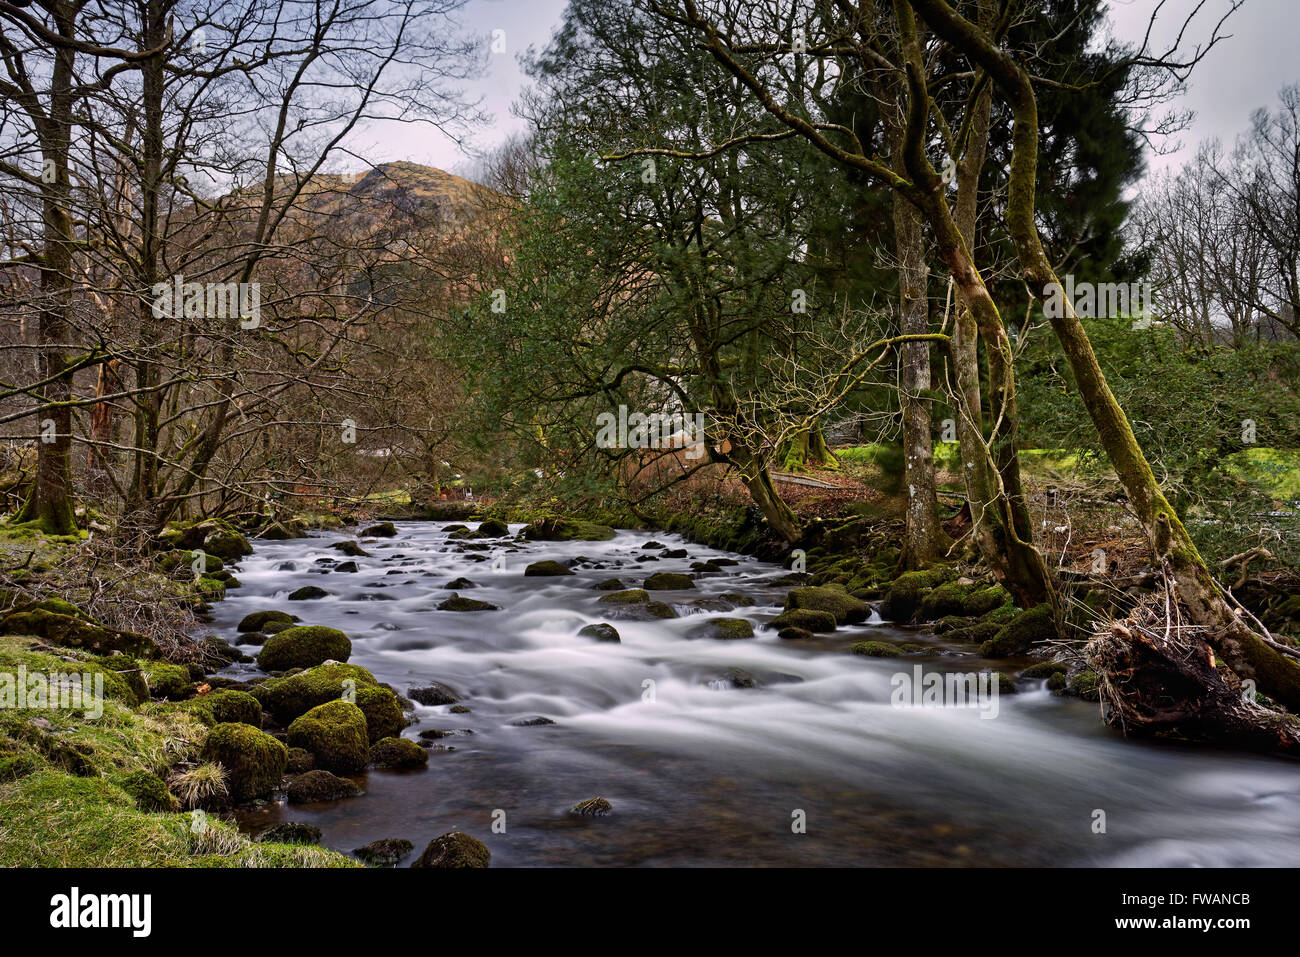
left=408, top=682, right=460, bottom=706
left=199, top=723, right=287, bottom=802
left=578, top=622, right=620, bottom=642
left=437, top=593, right=499, bottom=612
left=777, top=626, right=814, bottom=641
left=181, top=689, right=262, bottom=727
left=287, top=700, right=370, bottom=773
left=525, top=560, right=574, bottom=576
left=784, top=585, right=869, bottom=625
left=287, top=769, right=362, bottom=804
left=593, top=578, right=626, bottom=590
left=445, top=577, right=475, bottom=589
left=253, top=662, right=377, bottom=720
left=521, top=518, right=616, bottom=541
left=878, top=569, right=956, bottom=623
left=369, top=736, right=429, bottom=769
left=204, top=529, right=253, bottom=561
left=510, top=716, right=556, bottom=726
left=257, top=625, right=351, bottom=672
left=688, top=617, right=755, bottom=640
left=919, top=581, right=1011, bottom=620
left=334, top=561, right=359, bottom=573
left=412, top=831, right=490, bottom=868
left=286, top=747, right=315, bottom=773
left=362, top=522, right=397, bottom=537
left=353, top=838, right=415, bottom=867
left=476, top=518, right=510, bottom=537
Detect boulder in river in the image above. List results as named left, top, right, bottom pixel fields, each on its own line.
left=593, top=578, right=626, bottom=590
left=408, top=682, right=460, bottom=706
left=521, top=517, right=616, bottom=542
left=331, top=540, right=371, bottom=557
left=524, top=560, right=574, bottom=576
left=980, top=604, right=1056, bottom=657
left=369, top=736, right=429, bottom=769
left=571, top=796, right=612, bottom=816
left=362, top=522, right=397, bottom=537
left=768, top=608, right=837, bottom=633
left=784, top=585, right=869, bottom=625
left=476, top=518, right=510, bottom=537
left=412, top=831, right=491, bottom=868
left=688, top=618, right=755, bottom=640
left=578, top=622, right=620, bottom=643
left=437, top=594, right=499, bottom=612
left=287, top=769, right=362, bottom=804
left=287, top=585, right=330, bottom=601
left=353, top=838, right=415, bottom=867
left=199, top=723, right=287, bottom=802
left=850, top=640, right=903, bottom=658
left=257, top=822, right=321, bottom=845
left=237, top=609, right=299, bottom=633
left=257, top=625, right=352, bottom=672
left=445, top=577, right=475, bottom=589
left=644, top=572, right=695, bottom=590
left=287, top=700, right=370, bottom=774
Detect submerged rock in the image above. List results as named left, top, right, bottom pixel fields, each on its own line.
left=571, top=796, right=612, bottom=816
left=412, top=831, right=491, bottom=868
left=688, top=617, right=755, bottom=640
left=524, top=560, right=574, bottom=577
left=408, top=682, right=460, bottom=706
left=353, top=838, right=415, bottom=867
left=331, top=540, right=371, bottom=557
left=437, top=594, right=499, bottom=612
left=644, top=572, right=694, bottom=590
left=257, top=822, right=322, bottom=845
left=287, top=585, right=330, bottom=601
left=850, top=640, right=903, bottom=658
left=287, top=769, right=362, bottom=804
left=369, top=736, right=429, bottom=769
left=578, top=622, right=621, bottom=643
left=237, top=609, right=298, bottom=633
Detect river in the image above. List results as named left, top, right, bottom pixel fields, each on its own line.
left=214, top=521, right=1300, bottom=866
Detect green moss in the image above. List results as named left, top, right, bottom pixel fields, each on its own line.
left=524, top=560, right=574, bottom=576
left=204, top=530, right=253, bottom=561
left=238, top=610, right=298, bottom=633
left=769, top=608, right=838, bottom=633
left=369, top=736, right=428, bottom=769
left=598, top=588, right=650, bottom=605
left=286, top=700, right=369, bottom=774
left=785, top=585, right=869, bottom=624
left=1067, top=669, right=1101, bottom=701
left=257, top=625, right=351, bottom=672
left=644, top=572, right=695, bottom=590
left=687, top=618, right=755, bottom=640
left=412, top=831, right=490, bottom=868
left=117, top=769, right=180, bottom=812
left=980, top=604, right=1057, bottom=657
left=0, top=608, right=159, bottom=658
left=179, top=690, right=262, bottom=727
left=879, top=568, right=955, bottom=623
left=199, top=723, right=287, bottom=802
left=850, top=640, right=903, bottom=657
left=521, top=518, right=616, bottom=541
left=141, top=661, right=193, bottom=700
left=251, top=663, right=380, bottom=723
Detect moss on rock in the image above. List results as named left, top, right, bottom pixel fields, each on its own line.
left=769, top=608, right=838, bottom=633
left=237, top=610, right=298, bottom=633
left=687, top=617, right=755, bottom=640
left=412, top=831, right=490, bottom=868
left=979, top=604, right=1057, bottom=658
left=850, top=640, right=903, bottom=658
left=784, top=585, right=869, bottom=625
left=199, top=723, right=287, bottom=802
left=369, top=736, right=428, bottom=769
left=286, top=700, right=369, bottom=774
left=257, top=625, right=351, bottom=672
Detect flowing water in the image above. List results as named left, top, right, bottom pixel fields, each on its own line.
left=217, top=521, right=1300, bottom=866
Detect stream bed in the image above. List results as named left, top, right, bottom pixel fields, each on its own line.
left=213, top=521, right=1300, bottom=866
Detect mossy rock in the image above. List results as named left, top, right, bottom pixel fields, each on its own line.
left=688, top=617, right=755, bottom=640
left=286, top=747, right=314, bottom=773
left=598, top=588, right=651, bottom=605
left=989, top=671, right=1018, bottom=695
left=200, top=723, right=287, bottom=802
left=331, top=540, right=370, bottom=558
left=412, top=831, right=490, bottom=868
left=287, top=769, right=361, bottom=804
left=918, top=581, right=981, bottom=619
left=0, top=608, right=159, bottom=658
left=287, top=700, right=370, bottom=774
left=182, top=689, right=263, bottom=727
left=237, top=610, right=298, bottom=633
left=408, top=682, right=460, bottom=706
left=524, top=560, right=573, bottom=577
left=578, top=623, right=620, bottom=643
left=141, top=661, right=193, bottom=700
left=362, top=522, right=397, bottom=537
left=944, top=621, right=1004, bottom=645
left=593, top=578, right=626, bottom=591
left=879, top=568, right=955, bottom=623
left=287, top=585, right=329, bottom=601
left=606, top=599, right=677, bottom=621
left=257, top=822, right=321, bottom=845
left=768, top=608, right=837, bottom=633
left=205, top=530, right=253, bottom=561
left=980, top=604, right=1057, bottom=658
left=1019, top=660, right=1069, bottom=680
left=260, top=522, right=304, bottom=541
left=521, top=518, right=616, bottom=542
left=258, top=625, right=351, bottom=672
left=850, top=640, right=903, bottom=658
left=644, top=572, right=695, bottom=590
left=437, top=594, right=499, bottom=612
left=1066, top=669, right=1101, bottom=701
left=353, top=838, right=415, bottom=867
left=476, top=518, right=510, bottom=537
left=118, top=770, right=180, bottom=813
left=355, top=685, right=406, bottom=742
left=369, top=736, right=429, bottom=769
left=784, top=585, right=869, bottom=625
left=253, top=663, right=381, bottom=722
left=570, top=796, right=612, bottom=816
left=777, top=626, right=814, bottom=641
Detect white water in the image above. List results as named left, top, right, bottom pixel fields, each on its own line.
left=216, top=521, right=1300, bottom=866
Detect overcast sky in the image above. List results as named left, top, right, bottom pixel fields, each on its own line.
left=356, top=0, right=1297, bottom=182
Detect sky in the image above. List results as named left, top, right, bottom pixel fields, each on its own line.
left=356, top=0, right=1298, bottom=182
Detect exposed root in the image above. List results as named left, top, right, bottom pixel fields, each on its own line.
left=1084, top=591, right=1300, bottom=756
